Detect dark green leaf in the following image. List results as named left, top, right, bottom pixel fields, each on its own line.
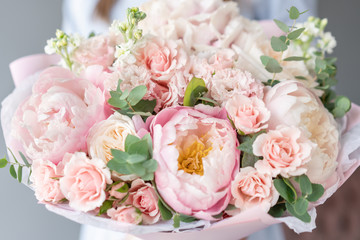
left=17, top=165, right=23, bottom=183
left=9, top=165, right=17, bottom=179
left=88, top=32, right=96, bottom=38
left=127, top=85, right=147, bottom=106
left=264, top=79, right=281, bottom=87
left=273, top=19, right=289, bottom=33
left=158, top=199, right=173, bottom=220
left=125, top=135, right=141, bottom=152
left=132, top=99, right=156, bottom=114
left=298, top=175, right=313, bottom=196
left=98, top=200, right=113, bottom=216
left=288, top=28, right=305, bottom=40
left=173, top=213, right=180, bottom=228
left=286, top=202, right=311, bottom=223
left=241, top=152, right=260, bottom=168
left=238, top=131, right=266, bottom=154
left=271, top=37, right=288, bottom=52
left=197, top=97, right=219, bottom=106
left=116, top=183, right=129, bottom=193
left=283, top=56, right=307, bottom=61
left=0, top=157, right=8, bottom=168
left=225, top=204, right=237, bottom=211
left=295, top=76, right=308, bottom=80
left=289, top=6, right=300, bottom=20
left=260, top=56, right=283, bottom=73
left=293, top=197, right=309, bottom=215
left=307, top=184, right=325, bottom=202
left=274, top=178, right=296, bottom=203
left=268, top=203, right=286, bottom=218
left=212, top=212, right=224, bottom=219
left=19, top=152, right=30, bottom=167
left=183, top=77, right=208, bottom=107
left=179, top=214, right=197, bottom=223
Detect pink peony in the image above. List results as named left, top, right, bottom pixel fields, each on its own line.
left=31, top=160, right=64, bottom=203
left=253, top=125, right=315, bottom=178
left=126, top=179, right=160, bottom=225
left=225, top=95, right=270, bottom=134
left=59, top=152, right=112, bottom=212
left=11, top=67, right=106, bottom=165
left=210, top=69, right=264, bottom=105
left=107, top=206, right=142, bottom=225
left=231, top=167, right=279, bottom=212
left=264, top=81, right=339, bottom=184
left=73, top=35, right=115, bottom=68
left=150, top=105, right=240, bottom=220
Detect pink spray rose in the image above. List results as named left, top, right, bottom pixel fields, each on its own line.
left=231, top=167, right=279, bottom=212
left=107, top=206, right=142, bottom=225
left=60, top=152, right=112, bottom=212
left=150, top=105, right=240, bottom=220
left=109, top=182, right=128, bottom=200
left=253, top=125, right=315, bottom=178
left=126, top=179, right=160, bottom=225
left=31, top=160, right=64, bottom=203
left=225, top=95, right=270, bottom=134
left=11, top=67, right=106, bottom=165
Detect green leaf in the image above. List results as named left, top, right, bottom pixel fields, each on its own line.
left=273, top=19, right=289, bottom=33
left=125, top=135, right=141, bottom=152
left=288, top=28, right=305, bottom=40
left=238, top=131, right=265, bottom=154
left=173, top=213, right=180, bottom=228
left=108, top=93, right=128, bottom=109
left=241, top=152, right=260, bottom=168
left=142, top=134, right=153, bottom=157
left=183, top=77, right=208, bottom=107
left=88, top=32, right=96, bottom=38
left=107, top=159, right=132, bottom=175
left=197, top=97, right=219, bottom=106
left=142, top=159, right=158, bottom=172
left=212, top=212, right=224, bottom=219
left=298, top=175, right=313, bottom=196
left=271, top=37, right=288, bottom=52
left=295, top=76, right=308, bottom=80
left=126, top=154, right=147, bottom=164
left=286, top=202, right=311, bottom=223
left=126, top=163, right=146, bottom=177
left=289, top=6, right=300, bottom=20
left=128, top=140, right=150, bottom=158
left=268, top=203, right=286, bottom=218
left=307, top=184, right=325, bottom=202
left=9, top=165, right=17, bottom=179
left=127, top=85, right=147, bottom=106
left=111, top=149, right=129, bottom=161
left=332, top=107, right=346, bottom=118
left=119, top=89, right=130, bottom=100
left=158, top=199, right=173, bottom=220
left=225, top=204, right=237, bottom=211
left=335, top=96, right=351, bottom=113
left=283, top=56, right=307, bottom=61
left=260, top=56, right=283, bottom=73
left=274, top=178, right=296, bottom=203
left=132, top=99, right=156, bottom=114
left=264, top=79, right=280, bottom=87
left=293, top=197, right=309, bottom=215
left=315, top=58, right=327, bottom=70
left=179, top=214, right=197, bottom=223
left=17, top=165, right=23, bottom=183
left=98, top=200, right=113, bottom=216
left=116, top=183, right=129, bottom=193
left=19, top=152, right=30, bottom=167
left=0, top=157, right=8, bottom=168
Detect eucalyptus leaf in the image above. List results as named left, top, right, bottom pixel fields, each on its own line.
left=119, top=89, right=130, bottom=100
left=315, top=58, right=327, bottom=70
left=127, top=85, right=147, bottom=106
left=288, top=28, right=305, bottom=40
left=126, top=154, right=147, bottom=164
left=107, top=159, right=132, bottom=175
left=274, top=178, right=296, bottom=203
left=298, top=175, right=313, bottom=196
left=19, top=152, right=30, bottom=167
left=332, top=107, right=346, bottom=118
left=125, top=135, right=141, bottom=152
left=260, top=56, right=283, bottom=73
left=0, top=158, right=7, bottom=168
left=132, top=99, right=156, bottom=115
left=111, top=149, right=129, bottom=161
left=183, top=77, right=208, bottom=107
left=307, top=184, right=325, bottom=202
left=142, top=134, right=153, bottom=156
left=158, top=199, right=173, bottom=220
left=9, top=165, right=17, bottom=179
left=273, top=19, right=289, bottom=33
left=293, top=197, right=309, bottom=215
left=179, top=214, right=197, bottom=223
left=241, top=152, right=260, bottom=168
left=283, top=56, right=307, bottom=61
left=17, top=165, right=23, bottom=183
left=142, top=159, right=158, bottom=172
left=127, top=140, right=150, bottom=158
left=335, top=96, right=351, bottom=112
left=289, top=6, right=300, bottom=20
left=286, top=202, right=311, bottom=223
left=268, top=203, right=286, bottom=218
left=271, top=37, right=288, bottom=52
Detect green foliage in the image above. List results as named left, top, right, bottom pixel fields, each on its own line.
left=173, top=213, right=180, bottom=228
left=1, top=150, right=32, bottom=183
left=273, top=19, right=289, bottom=33
left=179, top=214, right=197, bottom=223
left=183, top=77, right=209, bottom=107
left=98, top=200, right=113, bottom=216
left=17, top=166, right=23, bottom=183
left=263, top=79, right=280, bottom=87
left=158, top=199, right=173, bottom=221
left=238, top=131, right=266, bottom=154
left=241, top=152, right=261, bottom=168
left=260, top=56, right=283, bottom=73
left=116, top=183, right=129, bottom=193
left=108, top=80, right=156, bottom=119
left=283, top=56, right=308, bottom=61
left=268, top=203, right=286, bottom=218
left=288, top=28, right=305, bottom=40
left=289, top=6, right=300, bottom=20
left=285, top=201, right=311, bottom=223
left=0, top=157, right=8, bottom=168
left=107, top=134, right=157, bottom=181
left=9, top=165, right=17, bottom=179
left=307, top=184, right=325, bottom=202
left=271, top=37, right=288, bottom=52
left=274, top=178, right=296, bottom=204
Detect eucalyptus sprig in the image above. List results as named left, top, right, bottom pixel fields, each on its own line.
left=0, top=149, right=32, bottom=184
left=183, top=77, right=218, bottom=107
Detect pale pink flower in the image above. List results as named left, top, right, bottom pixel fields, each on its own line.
left=11, top=67, right=106, bottom=165
left=210, top=69, right=264, bottom=105
left=225, top=95, right=270, bottom=134
left=107, top=206, right=142, bottom=225
left=264, top=81, right=339, bottom=184
left=73, top=35, right=115, bottom=68
left=31, top=160, right=64, bottom=203
left=109, top=182, right=128, bottom=200
left=126, top=179, right=160, bottom=225
left=253, top=125, right=315, bottom=178
left=59, top=152, right=112, bottom=212
left=150, top=105, right=239, bottom=220
left=231, top=167, right=279, bottom=212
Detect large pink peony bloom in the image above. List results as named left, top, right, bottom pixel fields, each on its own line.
left=150, top=105, right=240, bottom=220
left=11, top=67, right=106, bottom=164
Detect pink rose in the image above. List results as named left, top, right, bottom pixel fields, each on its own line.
left=107, top=206, right=142, bottom=225
left=73, top=35, right=115, bottom=68
left=126, top=179, right=160, bottom=225
left=225, top=95, right=270, bottom=134
left=231, top=167, right=279, bottom=212
left=59, top=152, right=112, bottom=212
left=11, top=67, right=106, bottom=164
left=264, top=81, right=339, bottom=183
left=253, top=125, right=315, bottom=178
left=31, top=160, right=64, bottom=203
left=150, top=105, right=240, bottom=220
left=109, top=182, right=128, bottom=200
left=210, top=69, right=264, bottom=105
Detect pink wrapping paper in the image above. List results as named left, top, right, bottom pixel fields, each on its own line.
left=2, top=54, right=360, bottom=239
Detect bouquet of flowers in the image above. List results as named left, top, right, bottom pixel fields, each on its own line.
left=2, top=0, right=360, bottom=239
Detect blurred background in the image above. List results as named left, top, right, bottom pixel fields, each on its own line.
left=0, top=1, right=359, bottom=240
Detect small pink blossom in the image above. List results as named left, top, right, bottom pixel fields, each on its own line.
left=231, top=167, right=279, bottom=212
left=225, top=95, right=270, bottom=134
left=107, top=206, right=142, bottom=225
left=253, top=125, right=315, bottom=178
left=31, top=160, right=64, bottom=203
left=59, top=152, right=112, bottom=212
left=109, top=182, right=128, bottom=200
